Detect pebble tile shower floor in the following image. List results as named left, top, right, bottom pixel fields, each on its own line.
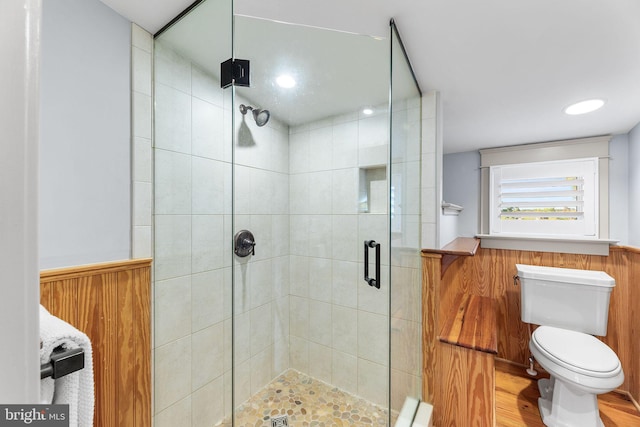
left=223, top=369, right=388, bottom=427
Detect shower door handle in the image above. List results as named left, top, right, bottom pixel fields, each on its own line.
left=364, top=240, right=381, bottom=289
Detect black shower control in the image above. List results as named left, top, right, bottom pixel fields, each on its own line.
left=234, top=230, right=256, bottom=257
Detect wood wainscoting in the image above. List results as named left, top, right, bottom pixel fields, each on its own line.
left=40, top=259, right=152, bottom=427
left=423, top=244, right=640, bottom=425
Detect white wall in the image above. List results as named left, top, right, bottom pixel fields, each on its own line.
left=609, top=135, right=629, bottom=244
left=0, top=0, right=41, bottom=403
left=442, top=150, right=480, bottom=239
left=40, top=0, right=131, bottom=269
left=629, top=123, right=640, bottom=246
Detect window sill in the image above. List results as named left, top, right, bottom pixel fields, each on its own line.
left=476, top=234, right=618, bottom=256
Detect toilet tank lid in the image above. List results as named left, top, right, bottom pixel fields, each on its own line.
left=516, top=264, right=615, bottom=288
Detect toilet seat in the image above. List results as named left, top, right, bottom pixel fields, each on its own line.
left=532, top=326, right=621, bottom=378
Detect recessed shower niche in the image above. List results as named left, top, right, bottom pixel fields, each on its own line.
left=359, top=166, right=387, bottom=214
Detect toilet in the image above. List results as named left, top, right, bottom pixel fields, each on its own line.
left=516, top=264, right=624, bottom=427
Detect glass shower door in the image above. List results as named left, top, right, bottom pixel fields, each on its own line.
left=152, top=0, right=234, bottom=425
left=389, top=20, right=424, bottom=415
left=231, top=15, right=393, bottom=425
left=152, top=2, right=422, bottom=426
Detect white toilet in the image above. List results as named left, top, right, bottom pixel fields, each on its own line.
left=516, top=264, right=624, bottom=427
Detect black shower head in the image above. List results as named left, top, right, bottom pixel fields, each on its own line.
left=239, top=104, right=270, bottom=127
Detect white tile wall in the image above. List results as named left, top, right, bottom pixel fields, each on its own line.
left=191, top=323, right=224, bottom=390
left=154, top=337, right=192, bottom=413
left=422, top=90, right=439, bottom=249
left=357, top=310, right=389, bottom=365
left=191, top=269, right=225, bottom=331
left=357, top=358, right=388, bottom=405
left=192, top=98, right=224, bottom=160
left=154, top=150, right=191, bottom=215
left=331, top=260, right=358, bottom=307
left=155, top=84, right=192, bottom=153
left=192, top=377, right=224, bottom=427
left=155, top=276, right=192, bottom=347
left=332, top=305, right=357, bottom=354
left=154, top=215, right=192, bottom=281
left=154, top=397, right=191, bottom=427
left=308, top=342, right=332, bottom=383
left=332, top=350, right=358, bottom=394
left=131, top=24, right=153, bottom=259
left=287, top=109, right=395, bottom=407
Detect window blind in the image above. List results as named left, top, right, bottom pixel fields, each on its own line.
left=499, top=177, right=584, bottom=221
left=489, top=158, right=598, bottom=236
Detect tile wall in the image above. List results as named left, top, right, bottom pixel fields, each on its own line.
left=421, top=91, right=438, bottom=249
left=288, top=109, right=391, bottom=406
left=131, top=24, right=153, bottom=259
left=232, top=95, right=292, bottom=406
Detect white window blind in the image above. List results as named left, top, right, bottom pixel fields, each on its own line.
left=490, top=158, right=598, bottom=237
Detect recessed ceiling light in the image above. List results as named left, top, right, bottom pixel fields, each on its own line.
left=276, top=74, right=296, bottom=89
left=362, top=108, right=374, bottom=115
left=564, top=99, right=605, bottom=115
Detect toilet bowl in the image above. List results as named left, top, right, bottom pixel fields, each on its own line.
left=516, top=264, right=624, bottom=427
left=529, top=326, right=624, bottom=427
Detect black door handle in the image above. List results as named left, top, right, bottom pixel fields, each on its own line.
left=364, top=240, right=381, bottom=289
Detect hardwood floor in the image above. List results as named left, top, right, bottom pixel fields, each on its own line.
left=495, top=359, right=640, bottom=427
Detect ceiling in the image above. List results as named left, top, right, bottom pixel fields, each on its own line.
left=101, top=0, right=640, bottom=153
left=155, top=5, right=401, bottom=128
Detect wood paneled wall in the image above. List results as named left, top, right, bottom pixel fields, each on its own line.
left=628, top=248, right=640, bottom=408
left=424, top=246, right=640, bottom=407
left=422, top=253, right=440, bottom=404
left=40, top=259, right=152, bottom=427
left=422, top=251, right=496, bottom=426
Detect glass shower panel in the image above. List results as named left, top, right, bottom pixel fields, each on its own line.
left=389, top=21, right=423, bottom=414
left=152, top=0, right=233, bottom=425
left=231, top=15, right=392, bottom=425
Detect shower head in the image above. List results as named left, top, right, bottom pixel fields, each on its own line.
left=253, top=108, right=270, bottom=127
left=239, top=104, right=270, bottom=127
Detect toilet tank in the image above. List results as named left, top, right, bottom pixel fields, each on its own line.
left=516, top=264, right=615, bottom=336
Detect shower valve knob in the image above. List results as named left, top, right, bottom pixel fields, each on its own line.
left=234, top=230, right=256, bottom=257
left=243, top=239, right=256, bottom=256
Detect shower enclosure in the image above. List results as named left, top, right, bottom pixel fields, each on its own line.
left=152, top=1, right=423, bottom=425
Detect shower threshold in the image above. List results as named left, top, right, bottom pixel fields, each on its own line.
left=225, top=369, right=388, bottom=427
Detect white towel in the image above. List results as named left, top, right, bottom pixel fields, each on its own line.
left=40, top=305, right=94, bottom=427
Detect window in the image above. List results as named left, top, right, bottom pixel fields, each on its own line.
left=490, top=158, right=598, bottom=237
left=478, top=136, right=614, bottom=255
